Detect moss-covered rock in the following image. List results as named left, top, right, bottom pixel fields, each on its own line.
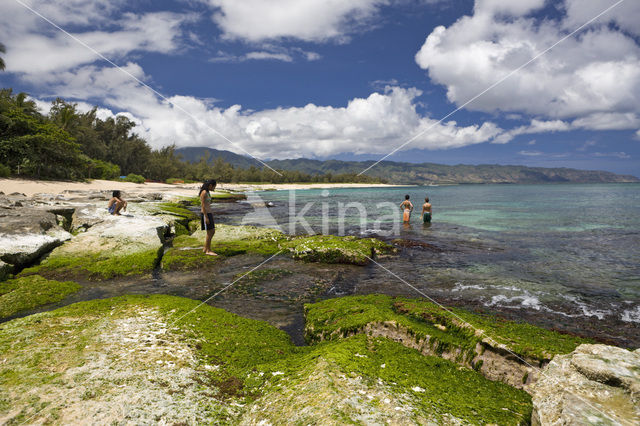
left=20, top=216, right=166, bottom=280
left=282, top=234, right=395, bottom=265
left=304, top=295, right=594, bottom=389
left=0, top=275, right=80, bottom=319
left=0, top=295, right=533, bottom=424
left=163, top=225, right=396, bottom=270
left=305, top=295, right=591, bottom=362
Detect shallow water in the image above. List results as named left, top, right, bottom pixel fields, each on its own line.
left=8, top=184, right=639, bottom=348
left=223, top=183, right=640, bottom=346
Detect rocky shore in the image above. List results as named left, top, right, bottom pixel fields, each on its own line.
left=0, top=188, right=638, bottom=424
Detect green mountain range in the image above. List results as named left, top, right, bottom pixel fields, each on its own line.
left=176, top=147, right=639, bottom=184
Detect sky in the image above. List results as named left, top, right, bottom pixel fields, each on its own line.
left=0, top=0, right=639, bottom=177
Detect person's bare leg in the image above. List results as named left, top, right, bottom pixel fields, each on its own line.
left=114, top=200, right=124, bottom=215
left=205, top=229, right=217, bottom=255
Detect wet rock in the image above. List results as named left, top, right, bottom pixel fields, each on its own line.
left=0, top=260, right=11, bottom=281
left=531, top=344, right=640, bottom=425
left=0, top=208, right=72, bottom=269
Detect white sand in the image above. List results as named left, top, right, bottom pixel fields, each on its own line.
left=0, top=178, right=403, bottom=197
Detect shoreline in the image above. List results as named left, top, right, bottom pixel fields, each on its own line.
left=0, top=178, right=405, bottom=197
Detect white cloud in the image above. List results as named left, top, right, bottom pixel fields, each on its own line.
left=415, top=0, right=640, bottom=129
left=518, top=150, right=544, bottom=156
left=208, top=0, right=389, bottom=42
left=0, top=2, right=192, bottom=75
left=210, top=46, right=320, bottom=63
left=593, top=152, right=630, bottom=159
left=33, top=64, right=503, bottom=159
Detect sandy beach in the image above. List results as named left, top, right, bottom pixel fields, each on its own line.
left=0, top=178, right=404, bottom=197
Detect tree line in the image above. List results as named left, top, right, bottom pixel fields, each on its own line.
left=0, top=89, right=383, bottom=183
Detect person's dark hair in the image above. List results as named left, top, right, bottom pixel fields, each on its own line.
left=199, top=179, right=217, bottom=196
left=405, top=194, right=410, bottom=200
left=112, top=190, right=121, bottom=198
left=425, top=197, right=429, bottom=202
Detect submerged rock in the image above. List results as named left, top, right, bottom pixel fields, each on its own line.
left=531, top=344, right=640, bottom=425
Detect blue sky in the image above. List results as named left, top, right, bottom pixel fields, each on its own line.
left=1, top=0, right=639, bottom=176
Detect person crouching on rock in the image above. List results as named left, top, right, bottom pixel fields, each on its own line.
left=199, top=179, right=218, bottom=256
left=107, top=190, right=127, bottom=215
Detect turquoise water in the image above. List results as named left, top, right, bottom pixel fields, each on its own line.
left=238, top=184, right=640, bottom=335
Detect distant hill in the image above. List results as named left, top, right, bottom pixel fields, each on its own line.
left=176, top=146, right=261, bottom=169
left=176, top=147, right=639, bottom=184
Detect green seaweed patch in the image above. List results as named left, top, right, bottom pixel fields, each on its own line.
left=251, top=335, right=531, bottom=424
left=393, top=298, right=592, bottom=360
left=282, top=235, right=396, bottom=265
left=0, top=275, right=80, bottom=319
left=21, top=248, right=162, bottom=281
left=305, top=295, right=592, bottom=362
left=154, top=202, right=199, bottom=221
left=304, top=294, right=477, bottom=362
left=0, top=295, right=532, bottom=424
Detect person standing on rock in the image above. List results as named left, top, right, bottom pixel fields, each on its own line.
left=107, top=190, right=127, bottom=215
left=199, top=179, right=218, bottom=256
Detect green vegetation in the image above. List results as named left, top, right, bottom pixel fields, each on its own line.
left=281, top=234, right=395, bottom=265
left=21, top=248, right=162, bottom=281
left=0, top=295, right=533, bottom=424
left=305, top=294, right=592, bottom=362
left=122, top=173, right=145, bottom=183
left=0, top=90, right=384, bottom=183
left=0, top=275, right=80, bottom=319
left=163, top=225, right=395, bottom=270
left=154, top=202, right=199, bottom=221
left=0, top=163, right=9, bottom=177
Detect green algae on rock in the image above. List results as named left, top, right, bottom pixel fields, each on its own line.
left=1, top=295, right=533, bottom=424
left=0, top=275, right=80, bottom=319
left=304, top=295, right=593, bottom=389
left=20, top=215, right=167, bottom=281
left=163, top=224, right=395, bottom=270
left=22, top=248, right=163, bottom=280
left=282, top=234, right=395, bottom=265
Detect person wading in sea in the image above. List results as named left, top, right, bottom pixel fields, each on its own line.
left=422, top=196, right=432, bottom=223
left=400, top=194, right=413, bottom=223
left=199, top=179, right=218, bottom=256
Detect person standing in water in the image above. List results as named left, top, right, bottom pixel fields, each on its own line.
left=400, top=194, right=413, bottom=223
left=199, top=179, right=218, bottom=256
left=422, top=196, right=432, bottom=223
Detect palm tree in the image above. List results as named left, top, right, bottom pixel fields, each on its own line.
left=0, top=42, right=5, bottom=71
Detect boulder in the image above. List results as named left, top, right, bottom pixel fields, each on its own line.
left=71, top=205, right=105, bottom=232
left=531, top=344, right=640, bottom=425
left=0, top=207, right=72, bottom=269
left=0, top=260, right=11, bottom=281
left=30, top=213, right=168, bottom=280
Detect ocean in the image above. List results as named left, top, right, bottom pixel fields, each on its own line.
left=226, top=183, right=640, bottom=346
